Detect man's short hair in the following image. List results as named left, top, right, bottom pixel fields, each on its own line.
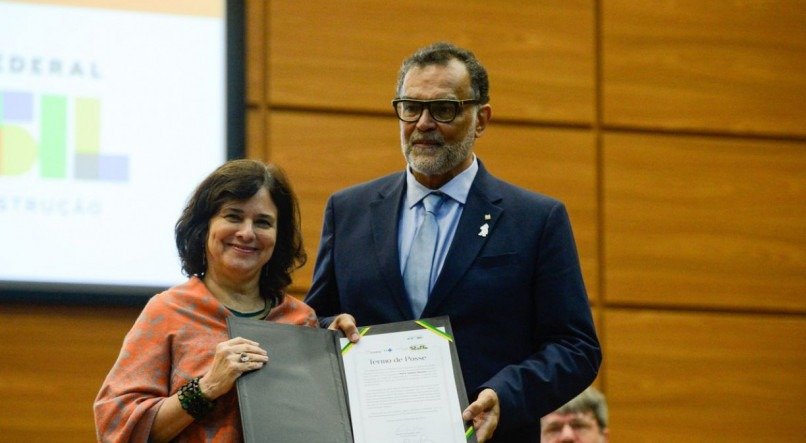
left=554, top=386, right=608, bottom=429
left=396, top=41, right=490, bottom=105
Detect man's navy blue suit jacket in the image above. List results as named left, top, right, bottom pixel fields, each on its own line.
left=305, top=160, right=601, bottom=441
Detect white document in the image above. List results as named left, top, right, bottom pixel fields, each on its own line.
left=340, top=326, right=469, bottom=443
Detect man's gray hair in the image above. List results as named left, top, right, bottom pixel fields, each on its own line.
left=555, top=386, right=608, bottom=429
left=395, top=41, right=490, bottom=105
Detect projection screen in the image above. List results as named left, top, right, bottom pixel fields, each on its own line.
left=0, top=0, right=245, bottom=302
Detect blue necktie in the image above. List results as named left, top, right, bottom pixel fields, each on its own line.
left=404, top=192, right=444, bottom=318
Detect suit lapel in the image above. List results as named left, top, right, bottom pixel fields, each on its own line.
left=369, top=173, right=413, bottom=318
left=425, top=165, right=503, bottom=315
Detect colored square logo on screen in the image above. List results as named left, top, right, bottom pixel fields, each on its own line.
left=2, top=91, right=34, bottom=121
left=0, top=90, right=129, bottom=181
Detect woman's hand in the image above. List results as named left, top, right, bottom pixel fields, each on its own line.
left=151, top=336, right=268, bottom=442
left=198, top=337, right=268, bottom=400
left=329, top=313, right=361, bottom=343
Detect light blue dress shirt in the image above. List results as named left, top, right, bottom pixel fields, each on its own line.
left=398, top=156, right=479, bottom=292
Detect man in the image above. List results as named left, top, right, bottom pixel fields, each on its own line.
left=305, top=42, right=601, bottom=442
left=541, top=387, right=609, bottom=443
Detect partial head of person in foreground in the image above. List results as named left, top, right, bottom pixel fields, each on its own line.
left=541, top=386, right=609, bottom=443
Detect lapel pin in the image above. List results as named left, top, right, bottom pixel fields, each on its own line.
left=478, top=223, right=489, bottom=237
left=484, top=214, right=491, bottom=220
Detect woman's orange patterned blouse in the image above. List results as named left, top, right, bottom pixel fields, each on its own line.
left=94, top=276, right=317, bottom=442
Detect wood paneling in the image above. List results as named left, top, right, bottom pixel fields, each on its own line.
left=267, top=112, right=402, bottom=290
left=245, top=0, right=265, bottom=104
left=605, top=309, right=806, bottom=441
left=268, top=0, right=595, bottom=123
left=604, top=133, right=806, bottom=311
left=246, top=107, right=265, bottom=159
left=603, top=0, right=806, bottom=136
left=0, top=305, right=140, bottom=442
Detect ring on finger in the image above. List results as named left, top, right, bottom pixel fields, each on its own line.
left=239, top=352, right=249, bottom=363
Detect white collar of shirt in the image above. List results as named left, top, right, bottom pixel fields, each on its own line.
left=404, top=155, right=479, bottom=207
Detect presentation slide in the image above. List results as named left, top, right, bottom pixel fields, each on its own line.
left=0, top=1, right=231, bottom=297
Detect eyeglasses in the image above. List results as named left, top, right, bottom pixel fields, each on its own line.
left=392, top=98, right=479, bottom=123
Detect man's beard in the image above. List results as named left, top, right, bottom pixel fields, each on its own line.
left=402, top=124, right=476, bottom=177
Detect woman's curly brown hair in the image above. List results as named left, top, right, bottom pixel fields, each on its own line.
left=175, top=159, right=306, bottom=307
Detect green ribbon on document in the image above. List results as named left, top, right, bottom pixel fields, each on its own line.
left=340, top=326, right=371, bottom=354
left=414, top=319, right=453, bottom=342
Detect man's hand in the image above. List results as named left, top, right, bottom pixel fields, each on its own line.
left=462, top=388, right=500, bottom=442
left=328, top=313, right=360, bottom=343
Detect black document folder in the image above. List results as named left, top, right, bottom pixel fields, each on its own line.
left=228, top=316, right=352, bottom=442
left=227, top=315, right=475, bottom=443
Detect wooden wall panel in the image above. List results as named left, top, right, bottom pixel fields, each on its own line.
left=268, top=0, right=595, bottom=123
left=476, top=125, right=598, bottom=300
left=0, top=306, right=140, bottom=442
left=604, top=133, right=806, bottom=311
left=602, top=0, right=806, bottom=136
left=605, top=309, right=806, bottom=441
left=267, top=112, right=402, bottom=290
left=245, top=0, right=266, bottom=105
left=246, top=107, right=265, bottom=159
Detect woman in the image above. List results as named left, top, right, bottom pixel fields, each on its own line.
left=94, top=159, right=357, bottom=442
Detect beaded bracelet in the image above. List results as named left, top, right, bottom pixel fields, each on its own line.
left=177, top=377, right=215, bottom=420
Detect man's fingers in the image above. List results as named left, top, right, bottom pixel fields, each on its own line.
left=462, top=389, right=500, bottom=442
left=329, top=313, right=361, bottom=342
